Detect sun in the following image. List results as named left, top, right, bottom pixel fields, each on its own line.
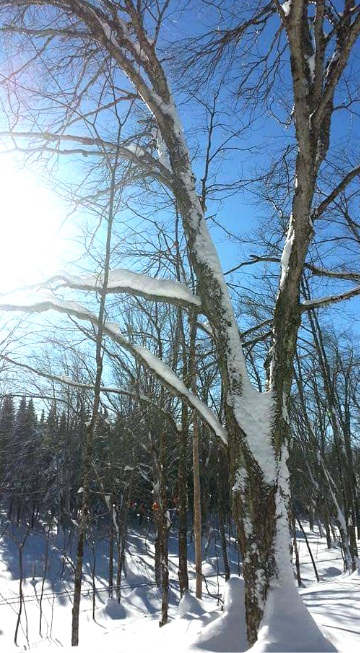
left=0, top=156, right=69, bottom=293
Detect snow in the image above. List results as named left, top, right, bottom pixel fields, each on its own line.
left=156, top=130, right=171, bottom=170
left=281, top=1, right=292, bottom=16
left=280, top=221, right=295, bottom=289
left=232, top=388, right=275, bottom=484
left=0, top=288, right=95, bottom=320
left=45, top=268, right=201, bottom=308
left=306, top=55, right=316, bottom=83
left=0, top=520, right=359, bottom=652
left=249, top=579, right=336, bottom=652
left=192, top=576, right=248, bottom=652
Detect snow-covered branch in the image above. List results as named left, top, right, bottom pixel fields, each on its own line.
left=42, top=269, right=202, bottom=310
left=0, top=291, right=226, bottom=443
left=301, top=284, right=360, bottom=310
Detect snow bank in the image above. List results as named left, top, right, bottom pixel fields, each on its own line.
left=99, top=597, right=127, bottom=620
left=191, top=575, right=248, bottom=652
left=247, top=581, right=337, bottom=652
left=179, top=591, right=206, bottom=618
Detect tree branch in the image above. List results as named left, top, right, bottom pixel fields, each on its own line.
left=311, top=163, right=360, bottom=221
left=0, top=291, right=226, bottom=443
left=300, top=284, right=360, bottom=311
left=0, top=130, right=173, bottom=189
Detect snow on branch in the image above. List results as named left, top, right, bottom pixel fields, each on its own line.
left=0, top=290, right=226, bottom=443
left=133, top=345, right=227, bottom=443
left=301, top=284, right=360, bottom=310
left=43, top=269, right=202, bottom=309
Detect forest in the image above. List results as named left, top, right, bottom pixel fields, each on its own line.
left=0, top=1, right=359, bottom=651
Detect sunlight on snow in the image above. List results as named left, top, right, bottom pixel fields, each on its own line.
left=0, top=156, right=69, bottom=292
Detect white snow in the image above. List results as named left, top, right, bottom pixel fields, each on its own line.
left=232, top=387, right=275, bottom=484
left=281, top=1, right=292, bottom=16
left=156, top=130, right=171, bottom=170
left=306, top=54, right=316, bottom=83
left=192, top=576, right=248, bottom=651
left=45, top=268, right=201, bottom=308
left=280, top=221, right=295, bottom=289
left=0, top=288, right=94, bottom=320
left=0, top=521, right=359, bottom=652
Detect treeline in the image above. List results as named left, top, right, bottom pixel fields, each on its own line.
left=0, top=392, right=229, bottom=534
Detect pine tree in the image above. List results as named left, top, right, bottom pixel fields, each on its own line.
left=6, top=397, right=39, bottom=523
left=0, top=394, right=15, bottom=492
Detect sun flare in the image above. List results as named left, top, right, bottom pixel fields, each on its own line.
left=0, top=156, right=69, bottom=293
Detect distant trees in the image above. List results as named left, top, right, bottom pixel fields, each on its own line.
left=0, top=394, right=14, bottom=489
left=290, top=321, right=360, bottom=572
left=4, top=397, right=38, bottom=524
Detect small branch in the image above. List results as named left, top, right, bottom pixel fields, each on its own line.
left=224, top=255, right=280, bottom=276
left=311, top=163, right=360, bottom=221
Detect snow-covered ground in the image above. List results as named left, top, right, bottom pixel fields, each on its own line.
left=0, top=518, right=359, bottom=652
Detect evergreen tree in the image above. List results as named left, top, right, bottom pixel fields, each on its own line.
left=5, top=397, right=39, bottom=523
left=0, top=394, right=15, bottom=491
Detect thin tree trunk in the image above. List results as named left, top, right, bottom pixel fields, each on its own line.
left=193, top=414, right=202, bottom=599
left=218, top=506, right=230, bottom=581
left=188, top=308, right=202, bottom=599
left=297, top=518, right=319, bottom=582
left=39, top=526, right=50, bottom=637
left=177, top=409, right=189, bottom=596
left=71, top=131, right=120, bottom=645
left=290, top=512, right=301, bottom=586
left=159, top=420, right=170, bottom=626
left=71, top=518, right=86, bottom=646
left=108, top=499, right=114, bottom=599
left=14, top=542, right=24, bottom=646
